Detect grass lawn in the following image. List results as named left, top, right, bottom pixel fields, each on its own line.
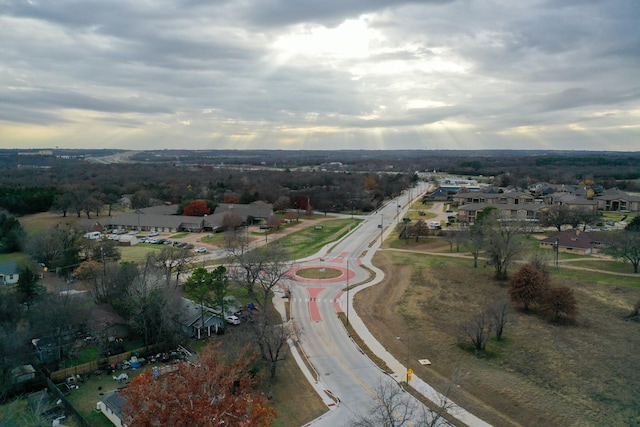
left=118, top=245, right=161, bottom=262
left=600, top=211, right=637, bottom=223
left=0, top=251, right=30, bottom=265
left=66, top=371, right=129, bottom=427
left=275, top=218, right=361, bottom=259
left=18, top=212, right=81, bottom=235
left=354, top=247, right=640, bottom=427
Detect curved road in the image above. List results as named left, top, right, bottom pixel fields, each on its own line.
left=281, top=182, right=489, bottom=426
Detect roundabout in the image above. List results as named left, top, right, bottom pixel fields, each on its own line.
left=289, top=263, right=356, bottom=284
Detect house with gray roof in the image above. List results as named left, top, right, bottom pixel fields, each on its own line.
left=0, top=261, right=19, bottom=285
left=457, top=202, right=548, bottom=225
left=539, top=229, right=606, bottom=255
left=177, top=298, right=225, bottom=339
left=594, top=188, right=640, bottom=213
left=97, top=390, right=128, bottom=427
left=81, top=202, right=274, bottom=234
left=545, top=192, right=598, bottom=213
left=213, top=202, right=273, bottom=222
left=452, top=188, right=536, bottom=207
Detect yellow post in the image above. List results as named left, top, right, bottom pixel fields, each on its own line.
left=407, top=368, right=413, bottom=382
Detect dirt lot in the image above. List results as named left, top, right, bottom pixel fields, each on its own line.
left=355, top=249, right=640, bottom=427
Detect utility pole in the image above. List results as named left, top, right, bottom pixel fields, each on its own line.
left=379, top=215, right=384, bottom=245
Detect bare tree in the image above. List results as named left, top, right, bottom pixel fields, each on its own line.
left=464, top=226, right=485, bottom=268
left=540, top=205, right=572, bottom=232
left=486, top=297, right=510, bottom=341
left=252, top=316, right=293, bottom=378
left=227, top=241, right=294, bottom=377
left=603, top=230, right=640, bottom=273
left=352, top=370, right=464, bottom=427
left=481, top=211, right=526, bottom=280
left=351, top=377, right=419, bottom=427
left=227, top=241, right=292, bottom=306
left=126, top=259, right=181, bottom=347
left=528, top=251, right=552, bottom=284
left=459, top=311, right=492, bottom=351
left=150, top=246, right=190, bottom=287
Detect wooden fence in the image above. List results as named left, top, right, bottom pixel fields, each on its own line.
left=49, top=343, right=167, bottom=383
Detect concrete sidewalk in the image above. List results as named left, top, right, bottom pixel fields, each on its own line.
left=274, top=190, right=492, bottom=426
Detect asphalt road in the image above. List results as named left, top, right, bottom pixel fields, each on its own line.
left=286, top=182, right=439, bottom=426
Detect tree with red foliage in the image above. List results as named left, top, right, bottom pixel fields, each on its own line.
left=120, top=343, right=275, bottom=427
left=183, top=200, right=211, bottom=216
left=509, top=263, right=548, bottom=311
left=543, top=287, right=578, bottom=321
left=305, top=197, right=313, bottom=217
left=222, top=193, right=240, bottom=204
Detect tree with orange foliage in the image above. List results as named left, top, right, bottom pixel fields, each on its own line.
left=364, top=174, right=378, bottom=191
left=543, top=287, right=578, bottom=321
left=509, top=263, right=549, bottom=311
left=183, top=200, right=211, bottom=216
left=222, top=193, right=240, bottom=204
left=120, top=343, right=275, bottom=427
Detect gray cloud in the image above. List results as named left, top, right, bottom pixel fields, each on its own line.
left=0, top=0, right=638, bottom=150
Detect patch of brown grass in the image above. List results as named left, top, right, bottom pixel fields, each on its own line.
left=295, top=267, right=343, bottom=279
left=19, top=211, right=82, bottom=234
left=355, top=251, right=640, bottom=427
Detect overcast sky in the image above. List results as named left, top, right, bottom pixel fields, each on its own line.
left=1, top=0, right=639, bottom=151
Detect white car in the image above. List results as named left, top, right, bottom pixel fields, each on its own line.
left=194, top=247, right=207, bottom=253
left=225, top=315, right=240, bottom=325
left=149, top=231, right=159, bottom=237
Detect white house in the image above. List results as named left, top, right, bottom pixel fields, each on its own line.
left=0, top=261, right=19, bottom=285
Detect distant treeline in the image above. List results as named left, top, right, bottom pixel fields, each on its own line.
left=0, top=150, right=639, bottom=218
left=0, top=187, right=58, bottom=214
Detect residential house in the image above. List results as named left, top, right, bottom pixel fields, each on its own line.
left=539, top=229, right=604, bottom=255
left=213, top=202, right=274, bottom=223
left=97, top=390, right=128, bottom=427
left=0, top=261, right=19, bottom=285
left=545, top=192, right=598, bottom=213
left=177, top=298, right=225, bottom=339
left=426, top=187, right=449, bottom=201
left=527, top=182, right=558, bottom=198
left=81, top=202, right=274, bottom=234
left=594, top=188, right=640, bottom=213
left=452, top=189, right=536, bottom=207
left=456, top=203, right=547, bottom=225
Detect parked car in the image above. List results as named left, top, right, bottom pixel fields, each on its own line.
left=149, top=231, right=159, bottom=237
left=184, top=244, right=194, bottom=249
left=225, top=315, right=240, bottom=325
left=194, top=247, right=207, bottom=253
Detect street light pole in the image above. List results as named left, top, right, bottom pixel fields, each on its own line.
left=379, top=215, right=384, bottom=245
left=346, top=258, right=350, bottom=325
left=554, top=238, right=559, bottom=270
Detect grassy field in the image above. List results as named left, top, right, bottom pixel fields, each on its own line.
left=354, top=243, right=640, bottom=427
left=275, top=217, right=361, bottom=259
